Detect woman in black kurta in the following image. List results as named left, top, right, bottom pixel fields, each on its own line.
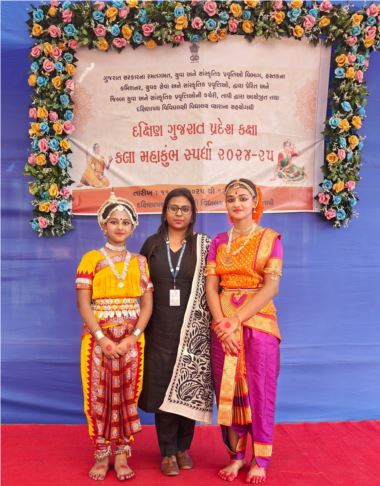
left=139, top=188, right=212, bottom=476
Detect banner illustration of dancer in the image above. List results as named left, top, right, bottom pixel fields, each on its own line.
left=273, top=140, right=306, bottom=183
left=78, top=142, right=113, bottom=188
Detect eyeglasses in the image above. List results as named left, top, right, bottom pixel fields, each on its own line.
left=167, top=204, right=192, bottom=215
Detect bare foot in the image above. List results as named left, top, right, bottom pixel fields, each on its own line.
left=114, top=453, right=135, bottom=481
left=218, top=459, right=245, bottom=482
left=89, top=457, right=109, bottom=481
left=245, top=460, right=266, bottom=483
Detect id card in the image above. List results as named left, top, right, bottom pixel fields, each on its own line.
left=169, top=289, right=181, bottom=306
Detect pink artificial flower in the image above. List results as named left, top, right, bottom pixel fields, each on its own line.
left=95, top=1, right=106, bottom=10
left=51, top=0, right=59, bottom=7
left=364, top=59, right=369, bottom=69
left=59, top=187, right=71, bottom=199
left=228, top=18, right=239, bottom=33
left=318, top=193, right=331, bottom=204
left=366, top=4, right=379, bottom=16
left=204, top=1, right=218, bottom=17
left=365, top=26, right=377, bottom=38
left=28, top=154, right=37, bottom=165
left=337, top=149, right=346, bottom=160
left=94, top=24, right=107, bottom=37
left=142, top=23, right=155, bottom=36
left=345, top=180, right=356, bottom=191
left=49, top=111, right=59, bottom=121
left=49, top=200, right=58, bottom=213
left=42, top=59, right=55, bottom=73
left=68, top=39, right=79, bottom=50
left=319, top=0, right=333, bottom=12
left=118, top=7, right=130, bottom=19
left=63, top=121, right=75, bottom=134
left=49, top=152, right=59, bottom=165
left=172, top=32, right=185, bottom=44
left=356, top=70, right=364, bottom=83
left=273, top=0, right=283, bottom=10
left=112, top=38, right=127, bottom=48
left=65, top=79, right=74, bottom=91
left=191, top=17, right=203, bottom=30
left=38, top=217, right=49, bottom=228
left=38, top=138, right=49, bottom=152
left=191, top=0, right=200, bottom=6
left=62, top=9, right=73, bottom=23
left=29, top=107, right=37, bottom=119
left=303, top=14, right=316, bottom=30
left=347, top=53, right=356, bottom=64
left=48, top=25, right=62, bottom=38
left=51, top=47, right=63, bottom=59
left=346, top=36, right=358, bottom=47
left=325, top=209, right=337, bottom=220
left=31, top=45, right=43, bottom=58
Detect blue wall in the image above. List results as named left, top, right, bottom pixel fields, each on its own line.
left=2, top=1, right=380, bottom=424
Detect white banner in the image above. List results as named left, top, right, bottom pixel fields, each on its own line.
left=71, top=37, right=331, bottom=213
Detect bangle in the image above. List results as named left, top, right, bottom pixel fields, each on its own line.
left=132, top=328, right=142, bottom=338
left=94, top=329, right=106, bottom=341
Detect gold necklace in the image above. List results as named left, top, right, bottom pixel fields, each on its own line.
left=221, top=224, right=257, bottom=267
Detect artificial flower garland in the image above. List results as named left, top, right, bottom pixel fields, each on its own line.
left=25, top=0, right=380, bottom=236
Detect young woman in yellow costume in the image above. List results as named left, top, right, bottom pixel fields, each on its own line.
left=76, top=193, right=153, bottom=481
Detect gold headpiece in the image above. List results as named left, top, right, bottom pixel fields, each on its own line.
left=97, top=192, right=138, bottom=229
left=225, top=179, right=256, bottom=198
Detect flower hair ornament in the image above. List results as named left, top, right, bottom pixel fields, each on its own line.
left=97, top=191, right=139, bottom=229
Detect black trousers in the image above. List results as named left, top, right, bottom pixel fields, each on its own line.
left=155, top=411, right=195, bottom=457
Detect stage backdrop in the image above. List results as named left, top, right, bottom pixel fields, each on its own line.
left=2, top=1, right=380, bottom=425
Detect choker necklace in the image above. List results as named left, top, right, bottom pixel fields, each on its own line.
left=232, top=224, right=255, bottom=235
left=221, top=224, right=257, bottom=267
left=105, top=241, right=126, bottom=252
left=100, top=247, right=131, bottom=288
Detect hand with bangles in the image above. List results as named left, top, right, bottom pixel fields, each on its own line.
left=117, top=335, right=138, bottom=356
left=214, top=315, right=241, bottom=356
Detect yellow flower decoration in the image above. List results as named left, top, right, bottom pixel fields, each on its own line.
left=293, top=25, right=304, bottom=38
left=345, top=67, right=355, bottom=79
left=326, top=152, right=339, bottom=164
left=273, top=11, right=285, bottom=24
left=351, top=13, right=363, bottom=25
left=145, top=39, right=157, bottom=49
left=242, top=20, right=254, bottom=34
left=333, top=181, right=345, bottom=193
left=29, top=123, right=41, bottom=136
left=28, top=74, right=37, bottom=87
left=291, top=0, right=304, bottom=8
left=351, top=116, right=362, bottom=129
left=127, top=0, right=138, bottom=7
left=39, top=202, right=51, bottom=212
left=348, top=135, right=359, bottom=148
left=35, top=154, right=47, bottom=166
left=208, top=31, right=219, bottom=42
left=97, top=38, right=109, bottom=51
left=339, top=119, right=350, bottom=132
left=48, top=6, right=57, bottom=17
left=230, top=3, right=243, bottom=18
left=122, top=25, right=133, bottom=40
left=52, top=76, right=62, bottom=90
left=66, top=64, right=76, bottom=76
left=106, top=7, right=118, bottom=23
left=319, top=16, right=330, bottom=28
left=218, top=29, right=228, bottom=41
left=53, top=122, right=64, bottom=135
left=335, top=54, right=347, bottom=67
left=60, top=139, right=71, bottom=151
left=32, top=24, right=43, bottom=37
left=43, top=42, right=53, bottom=55
left=48, top=184, right=59, bottom=197
left=37, top=107, right=48, bottom=119
left=244, top=0, right=260, bottom=7
left=364, top=37, right=375, bottom=48
left=175, top=16, right=188, bottom=30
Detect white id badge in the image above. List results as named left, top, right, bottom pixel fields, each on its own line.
left=169, top=289, right=181, bottom=306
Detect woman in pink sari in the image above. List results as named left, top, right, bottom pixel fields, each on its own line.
left=206, top=179, right=283, bottom=483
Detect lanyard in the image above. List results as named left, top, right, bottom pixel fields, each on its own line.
left=165, top=238, right=187, bottom=289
